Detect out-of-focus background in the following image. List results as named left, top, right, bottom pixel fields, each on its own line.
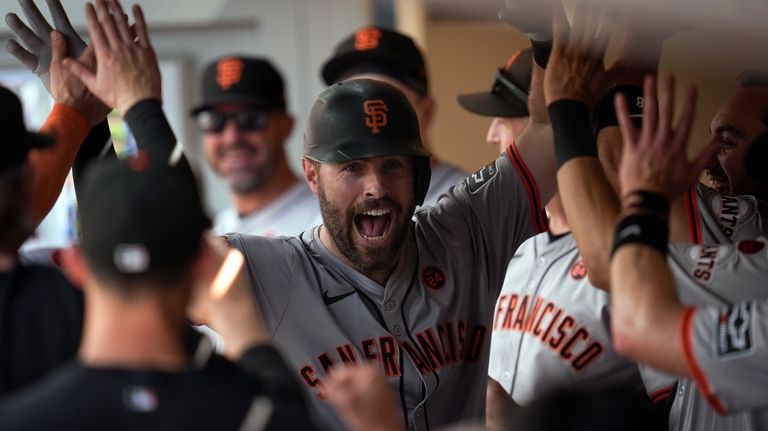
left=2, top=0, right=767, bottom=251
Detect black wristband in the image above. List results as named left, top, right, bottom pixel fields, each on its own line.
left=548, top=99, right=597, bottom=168
left=531, top=39, right=553, bottom=69
left=595, top=85, right=644, bottom=133
left=622, top=190, right=670, bottom=217
left=612, top=214, right=669, bottom=256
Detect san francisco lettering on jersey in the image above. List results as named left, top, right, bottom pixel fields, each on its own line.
left=299, top=320, right=488, bottom=395
left=492, top=293, right=604, bottom=371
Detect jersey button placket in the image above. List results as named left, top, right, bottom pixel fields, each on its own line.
left=393, top=325, right=404, bottom=337
left=385, top=300, right=396, bottom=311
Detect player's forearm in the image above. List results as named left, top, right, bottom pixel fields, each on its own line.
left=549, top=97, right=618, bottom=289
left=29, top=103, right=90, bottom=227
left=513, top=63, right=557, bottom=206
left=611, top=244, right=689, bottom=377
left=556, top=158, right=618, bottom=290
left=486, top=378, right=522, bottom=431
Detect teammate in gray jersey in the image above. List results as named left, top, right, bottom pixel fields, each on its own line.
left=608, top=75, right=768, bottom=429
left=458, top=43, right=647, bottom=429
left=541, top=7, right=768, bottom=429
left=225, top=73, right=556, bottom=430
left=3, top=2, right=557, bottom=427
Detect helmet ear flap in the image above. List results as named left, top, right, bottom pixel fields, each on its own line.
left=414, top=156, right=431, bottom=206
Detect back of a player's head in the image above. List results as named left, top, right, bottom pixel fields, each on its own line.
left=78, top=153, right=211, bottom=291
left=0, top=85, right=54, bottom=253
left=745, top=132, right=768, bottom=194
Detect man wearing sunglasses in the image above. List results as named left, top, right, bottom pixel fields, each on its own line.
left=191, top=56, right=321, bottom=237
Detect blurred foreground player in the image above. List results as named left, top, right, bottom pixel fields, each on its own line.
left=0, top=86, right=83, bottom=396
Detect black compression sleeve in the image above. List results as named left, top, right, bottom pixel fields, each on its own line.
left=548, top=99, right=597, bottom=168
left=73, top=120, right=115, bottom=192
left=123, top=99, right=193, bottom=174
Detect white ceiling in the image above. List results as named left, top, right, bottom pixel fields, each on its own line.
left=424, top=0, right=500, bottom=21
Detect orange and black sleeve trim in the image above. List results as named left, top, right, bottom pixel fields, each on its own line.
left=684, top=186, right=703, bottom=244
left=506, top=143, right=548, bottom=234
left=680, top=307, right=727, bottom=414
left=29, top=104, right=90, bottom=224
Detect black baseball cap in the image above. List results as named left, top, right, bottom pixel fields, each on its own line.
left=190, top=55, right=287, bottom=115
left=321, top=26, right=429, bottom=97
left=457, top=49, right=532, bottom=118
left=78, top=153, right=211, bottom=281
left=0, top=86, right=54, bottom=173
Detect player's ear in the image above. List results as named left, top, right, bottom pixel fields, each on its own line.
left=416, top=95, right=436, bottom=130
left=302, top=157, right=320, bottom=194
left=58, top=245, right=90, bottom=289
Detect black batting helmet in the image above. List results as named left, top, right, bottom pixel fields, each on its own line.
left=304, top=78, right=431, bottom=206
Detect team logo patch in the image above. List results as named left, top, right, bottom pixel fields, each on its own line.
left=737, top=239, right=765, bottom=254
left=422, top=266, right=446, bottom=290
left=363, top=99, right=388, bottom=134
left=569, top=259, right=587, bottom=280
left=122, top=385, right=158, bottom=412
left=354, top=27, right=382, bottom=51
left=467, top=161, right=498, bottom=193
left=217, top=58, right=244, bottom=90
left=717, top=303, right=753, bottom=357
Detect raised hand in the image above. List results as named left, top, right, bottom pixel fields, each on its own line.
left=615, top=74, right=718, bottom=200
left=64, top=0, right=161, bottom=114
left=498, top=0, right=553, bottom=41
left=5, top=0, right=86, bottom=90
left=544, top=3, right=623, bottom=106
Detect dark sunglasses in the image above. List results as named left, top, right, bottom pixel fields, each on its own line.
left=194, top=109, right=272, bottom=133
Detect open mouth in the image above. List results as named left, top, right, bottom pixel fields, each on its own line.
left=705, top=168, right=730, bottom=193
left=353, top=209, right=392, bottom=242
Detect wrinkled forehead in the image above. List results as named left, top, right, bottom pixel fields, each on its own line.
left=711, top=87, right=768, bottom=135
left=318, top=154, right=414, bottom=168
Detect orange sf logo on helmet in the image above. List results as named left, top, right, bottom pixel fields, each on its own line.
left=217, top=58, right=244, bottom=90
left=354, top=27, right=382, bottom=51
left=363, top=100, right=388, bottom=134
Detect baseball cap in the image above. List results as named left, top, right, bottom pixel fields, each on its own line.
left=78, top=153, right=211, bottom=281
left=321, top=26, right=429, bottom=97
left=304, top=78, right=429, bottom=162
left=457, top=49, right=532, bottom=118
left=190, top=55, right=287, bottom=115
left=0, top=86, right=54, bottom=173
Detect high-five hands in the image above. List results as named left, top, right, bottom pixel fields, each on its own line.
left=5, top=0, right=110, bottom=125
left=615, top=74, right=719, bottom=200
left=64, top=0, right=161, bottom=114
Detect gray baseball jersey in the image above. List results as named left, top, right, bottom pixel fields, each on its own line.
left=684, top=183, right=766, bottom=244
left=641, top=185, right=767, bottom=409
left=637, top=238, right=768, bottom=430
left=421, top=162, right=468, bottom=207
left=226, top=148, right=548, bottom=430
left=488, top=232, right=645, bottom=406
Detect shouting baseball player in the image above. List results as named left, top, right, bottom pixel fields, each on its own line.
left=32, top=0, right=559, bottom=428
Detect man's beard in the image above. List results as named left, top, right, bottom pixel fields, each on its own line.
left=219, top=142, right=278, bottom=195
left=318, top=186, right=414, bottom=277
